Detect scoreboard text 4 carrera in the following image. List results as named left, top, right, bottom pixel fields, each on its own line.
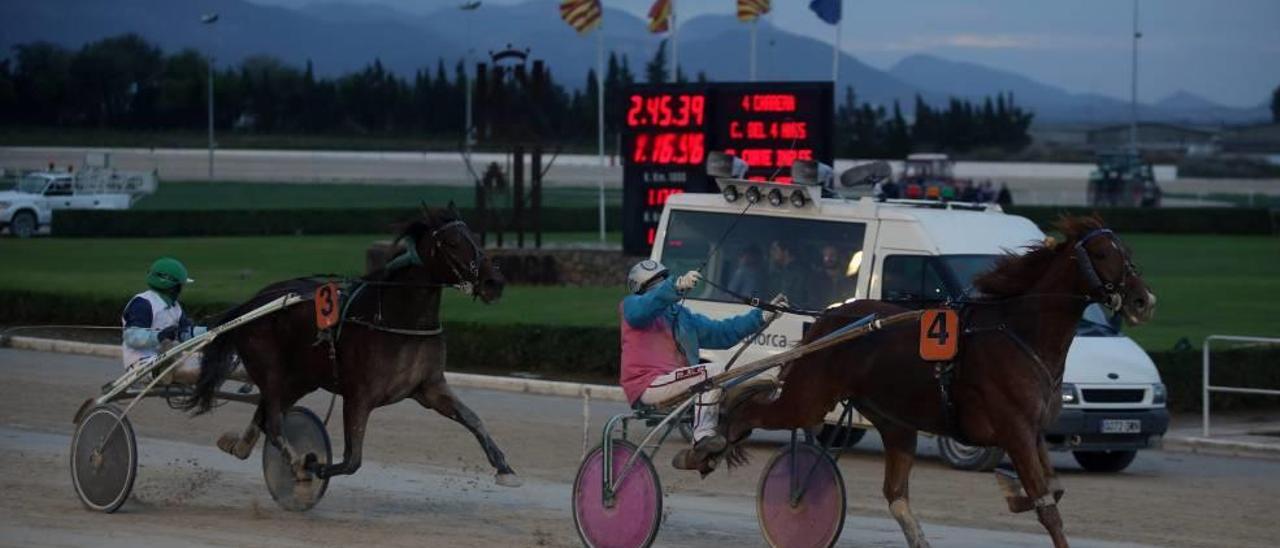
left=621, top=82, right=833, bottom=255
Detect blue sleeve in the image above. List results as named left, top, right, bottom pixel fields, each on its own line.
left=687, top=307, right=765, bottom=350
left=622, top=277, right=680, bottom=328
left=122, top=297, right=152, bottom=328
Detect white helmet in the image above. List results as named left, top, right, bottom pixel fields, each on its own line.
left=627, top=260, right=669, bottom=294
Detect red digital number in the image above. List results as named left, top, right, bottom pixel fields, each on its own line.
left=626, top=94, right=643, bottom=127
left=647, top=187, right=684, bottom=206
left=632, top=134, right=649, bottom=163
left=657, top=95, right=673, bottom=126
left=674, top=95, right=690, bottom=126
left=690, top=95, right=704, bottom=125
left=646, top=228, right=657, bottom=245
left=645, top=96, right=662, bottom=128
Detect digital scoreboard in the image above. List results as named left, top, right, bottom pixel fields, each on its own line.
left=622, top=82, right=833, bottom=255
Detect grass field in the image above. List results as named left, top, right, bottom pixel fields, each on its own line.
left=129, top=181, right=622, bottom=210
left=2, top=233, right=1276, bottom=350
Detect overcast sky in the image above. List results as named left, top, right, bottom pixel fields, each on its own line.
left=253, top=0, right=1279, bottom=108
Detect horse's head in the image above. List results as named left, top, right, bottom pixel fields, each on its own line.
left=1062, top=216, right=1156, bottom=325
left=400, top=202, right=505, bottom=303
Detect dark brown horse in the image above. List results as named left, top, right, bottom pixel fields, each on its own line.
left=182, top=204, right=521, bottom=490
left=721, top=216, right=1155, bottom=548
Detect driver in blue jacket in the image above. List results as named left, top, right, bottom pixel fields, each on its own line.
left=121, top=257, right=206, bottom=383
left=621, top=260, right=786, bottom=469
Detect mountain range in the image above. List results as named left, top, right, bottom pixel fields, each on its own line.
left=1, top=0, right=1270, bottom=125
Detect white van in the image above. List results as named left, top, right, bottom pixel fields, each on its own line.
left=649, top=174, right=1168, bottom=473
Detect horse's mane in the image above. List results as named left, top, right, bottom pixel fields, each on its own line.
left=208, top=207, right=459, bottom=326
left=970, top=215, right=1105, bottom=299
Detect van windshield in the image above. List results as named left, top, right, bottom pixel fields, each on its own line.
left=660, top=209, right=868, bottom=311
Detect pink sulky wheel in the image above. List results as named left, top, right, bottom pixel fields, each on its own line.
left=572, top=440, right=662, bottom=548
left=756, top=442, right=847, bottom=548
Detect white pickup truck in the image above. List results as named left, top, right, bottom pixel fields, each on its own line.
left=649, top=161, right=1168, bottom=474
left=1, top=166, right=157, bottom=237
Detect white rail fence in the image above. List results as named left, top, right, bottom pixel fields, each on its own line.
left=1202, top=335, right=1280, bottom=437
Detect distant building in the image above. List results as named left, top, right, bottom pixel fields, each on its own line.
left=1085, top=123, right=1216, bottom=154
left=1218, top=123, right=1280, bottom=156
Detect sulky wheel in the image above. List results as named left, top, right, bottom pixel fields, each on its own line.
left=70, top=404, right=138, bottom=513
left=572, top=440, right=662, bottom=548
left=262, top=407, right=331, bottom=512
left=756, top=441, right=847, bottom=548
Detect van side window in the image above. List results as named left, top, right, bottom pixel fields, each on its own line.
left=882, top=255, right=948, bottom=305
left=660, top=210, right=866, bottom=311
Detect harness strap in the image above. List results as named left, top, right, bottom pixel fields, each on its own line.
left=700, top=277, right=825, bottom=317
left=344, top=318, right=444, bottom=337
left=963, top=324, right=1059, bottom=399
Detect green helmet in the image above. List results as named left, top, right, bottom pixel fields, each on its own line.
left=146, top=257, right=193, bottom=290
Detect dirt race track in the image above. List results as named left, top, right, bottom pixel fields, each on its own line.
left=2, top=348, right=1278, bottom=548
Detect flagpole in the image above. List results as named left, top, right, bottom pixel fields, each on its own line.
left=596, top=24, right=606, bottom=243
left=832, top=3, right=841, bottom=83
left=670, top=1, right=678, bottom=82
left=749, top=19, right=757, bottom=82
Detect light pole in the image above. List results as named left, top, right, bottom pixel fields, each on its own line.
left=460, top=2, right=481, bottom=156
left=1129, top=0, right=1141, bottom=155
left=202, top=12, right=219, bottom=180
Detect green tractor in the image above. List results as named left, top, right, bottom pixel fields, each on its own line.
left=1087, top=151, right=1161, bottom=208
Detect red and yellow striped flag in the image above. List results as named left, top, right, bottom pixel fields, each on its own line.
left=648, top=0, right=672, bottom=33
left=559, top=0, right=602, bottom=34
left=737, top=0, right=770, bottom=22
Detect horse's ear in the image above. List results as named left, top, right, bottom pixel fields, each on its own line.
left=447, top=200, right=459, bottom=217
left=420, top=201, right=434, bottom=224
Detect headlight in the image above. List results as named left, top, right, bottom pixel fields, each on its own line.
left=1152, top=383, right=1166, bottom=405
left=1061, top=383, right=1079, bottom=405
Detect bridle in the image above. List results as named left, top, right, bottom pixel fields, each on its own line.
left=387, top=219, right=487, bottom=296
left=1072, top=228, right=1138, bottom=313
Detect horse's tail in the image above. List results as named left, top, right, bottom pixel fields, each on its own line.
left=178, top=297, right=265, bottom=415
left=180, top=330, right=238, bottom=414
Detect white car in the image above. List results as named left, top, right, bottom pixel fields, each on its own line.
left=0, top=173, right=58, bottom=237
left=649, top=171, right=1167, bottom=474
left=1, top=168, right=156, bottom=237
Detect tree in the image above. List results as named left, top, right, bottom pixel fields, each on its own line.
left=69, top=34, right=163, bottom=127
left=1272, top=84, right=1280, bottom=123
left=645, top=40, right=669, bottom=84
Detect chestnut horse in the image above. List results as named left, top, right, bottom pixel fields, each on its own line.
left=182, top=204, right=522, bottom=489
left=721, top=216, right=1155, bottom=548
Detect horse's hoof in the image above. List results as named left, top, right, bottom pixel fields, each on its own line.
left=495, top=473, right=522, bottom=488
left=216, top=432, right=252, bottom=460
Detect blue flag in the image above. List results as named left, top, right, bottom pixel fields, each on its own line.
left=809, top=0, right=841, bottom=25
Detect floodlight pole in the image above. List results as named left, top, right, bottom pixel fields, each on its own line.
left=1129, top=0, right=1140, bottom=154
left=202, top=13, right=219, bottom=181
left=597, top=25, right=606, bottom=242
left=461, top=2, right=480, bottom=159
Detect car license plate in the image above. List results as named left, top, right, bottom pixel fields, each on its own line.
left=1101, top=419, right=1142, bottom=434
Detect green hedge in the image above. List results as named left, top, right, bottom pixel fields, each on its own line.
left=3, top=289, right=1275, bottom=411
left=0, top=289, right=618, bottom=380
left=1006, top=205, right=1278, bottom=235
left=51, top=206, right=624, bottom=237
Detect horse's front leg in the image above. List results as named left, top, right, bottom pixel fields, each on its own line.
left=313, top=396, right=370, bottom=480
left=1037, top=436, right=1065, bottom=502
left=1003, top=432, right=1070, bottom=548
left=414, top=381, right=521, bottom=487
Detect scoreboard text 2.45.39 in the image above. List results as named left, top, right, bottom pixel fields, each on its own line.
left=621, top=82, right=833, bottom=255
